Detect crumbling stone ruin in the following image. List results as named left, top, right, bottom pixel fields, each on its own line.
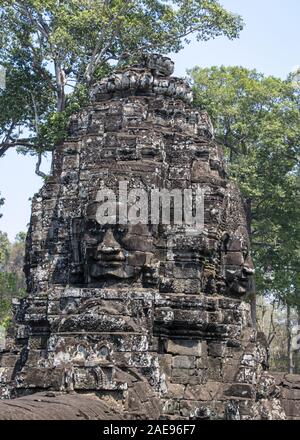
left=0, top=54, right=286, bottom=420
left=273, top=373, right=300, bottom=420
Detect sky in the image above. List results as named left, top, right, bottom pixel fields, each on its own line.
left=0, top=0, right=299, bottom=241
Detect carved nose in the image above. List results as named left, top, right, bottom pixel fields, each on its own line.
left=96, top=229, right=125, bottom=261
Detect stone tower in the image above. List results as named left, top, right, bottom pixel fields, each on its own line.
left=0, top=55, right=285, bottom=420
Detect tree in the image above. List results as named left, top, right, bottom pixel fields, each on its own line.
left=0, top=0, right=243, bottom=174
left=0, top=231, right=10, bottom=267
left=189, top=66, right=300, bottom=316
left=0, top=231, right=26, bottom=327
left=257, top=295, right=300, bottom=373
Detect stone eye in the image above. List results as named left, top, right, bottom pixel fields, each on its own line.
left=83, top=233, right=98, bottom=245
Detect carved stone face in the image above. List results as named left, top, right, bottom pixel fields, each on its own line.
left=83, top=219, right=156, bottom=283
left=222, top=227, right=254, bottom=296
left=69, top=186, right=254, bottom=297
left=71, top=216, right=254, bottom=296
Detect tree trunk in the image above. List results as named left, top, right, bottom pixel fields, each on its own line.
left=56, top=82, right=65, bottom=113
left=250, top=291, right=257, bottom=329
left=54, top=62, right=66, bottom=112
left=296, top=307, right=300, bottom=373
left=287, top=303, right=294, bottom=374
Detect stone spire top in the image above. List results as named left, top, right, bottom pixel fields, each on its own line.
left=138, top=53, right=175, bottom=76
left=90, top=53, right=193, bottom=103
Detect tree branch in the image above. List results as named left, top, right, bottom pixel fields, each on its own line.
left=35, top=152, right=47, bottom=178
left=0, top=139, right=47, bottom=156
left=84, top=2, right=131, bottom=84
left=0, top=138, right=47, bottom=178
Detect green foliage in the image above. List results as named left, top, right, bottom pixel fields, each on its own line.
left=0, top=231, right=10, bottom=265
left=0, top=272, right=25, bottom=322
left=38, top=83, right=90, bottom=149
left=0, top=57, right=55, bottom=154
left=0, top=231, right=26, bottom=326
left=189, top=66, right=300, bottom=306
left=0, top=0, right=243, bottom=160
left=256, top=297, right=300, bottom=373
left=15, top=231, right=26, bottom=243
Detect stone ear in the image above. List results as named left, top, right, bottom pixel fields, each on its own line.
left=71, top=218, right=84, bottom=264
left=142, top=255, right=160, bottom=287
left=221, top=232, right=230, bottom=252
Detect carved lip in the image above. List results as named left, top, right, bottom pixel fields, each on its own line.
left=93, top=261, right=124, bottom=268
left=95, top=253, right=126, bottom=263
left=90, top=262, right=126, bottom=277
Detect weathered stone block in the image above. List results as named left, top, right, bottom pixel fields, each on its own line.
left=207, top=341, right=225, bottom=357
left=166, top=339, right=201, bottom=356
left=172, top=355, right=196, bottom=369
left=165, top=382, right=185, bottom=399
left=184, top=383, right=218, bottom=401
left=225, top=383, right=255, bottom=399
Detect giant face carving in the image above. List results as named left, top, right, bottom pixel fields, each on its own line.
left=82, top=219, right=158, bottom=285
left=69, top=177, right=254, bottom=297
left=70, top=214, right=254, bottom=296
